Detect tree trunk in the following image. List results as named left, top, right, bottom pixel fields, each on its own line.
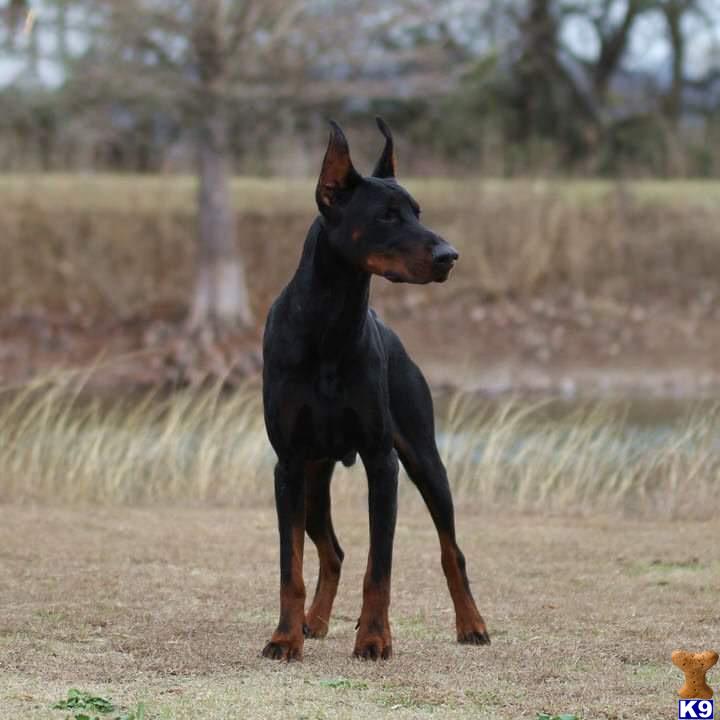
left=188, top=0, right=253, bottom=332
left=188, top=110, right=253, bottom=330
left=663, top=0, right=686, bottom=127
left=592, top=3, right=640, bottom=107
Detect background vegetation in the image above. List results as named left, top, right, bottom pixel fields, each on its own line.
left=2, top=1, right=720, bottom=177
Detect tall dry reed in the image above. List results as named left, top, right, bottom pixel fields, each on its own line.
left=1, top=371, right=717, bottom=519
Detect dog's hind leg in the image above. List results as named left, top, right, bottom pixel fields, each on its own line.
left=304, top=460, right=344, bottom=639
left=387, top=340, right=490, bottom=645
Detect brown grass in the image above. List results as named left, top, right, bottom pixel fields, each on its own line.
left=2, top=176, right=720, bottom=323
left=1, top=373, right=719, bottom=519
left=0, top=506, right=718, bottom=719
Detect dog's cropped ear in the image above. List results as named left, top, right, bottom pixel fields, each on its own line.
left=372, top=116, right=396, bottom=179
left=316, top=121, right=362, bottom=219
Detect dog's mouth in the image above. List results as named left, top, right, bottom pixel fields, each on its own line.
left=382, top=264, right=453, bottom=284
left=431, top=260, right=455, bottom=283
left=383, top=269, right=434, bottom=284
left=367, top=253, right=449, bottom=285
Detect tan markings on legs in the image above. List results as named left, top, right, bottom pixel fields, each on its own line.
left=439, top=532, right=489, bottom=644
left=354, top=563, right=392, bottom=660
left=264, top=523, right=306, bottom=660
left=304, top=536, right=342, bottom=638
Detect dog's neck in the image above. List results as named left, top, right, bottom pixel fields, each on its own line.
left=295, top=217, right=371, bottom=359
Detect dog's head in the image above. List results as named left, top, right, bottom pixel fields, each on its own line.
left=315, top=118, right=458, bottom=284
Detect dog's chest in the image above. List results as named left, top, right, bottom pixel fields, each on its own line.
left=299, top=362, right=379, bottom=459
left=315, top=362, right=343, bottom=401
left=309, top=363, right=351, bottom=445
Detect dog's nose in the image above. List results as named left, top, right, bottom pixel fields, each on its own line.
left=432, top=246, right=459, bottom=267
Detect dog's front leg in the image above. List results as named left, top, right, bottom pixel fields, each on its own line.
left=354, top=448, right=398, bottom=660
left=262, top=460, right=306, bottom=661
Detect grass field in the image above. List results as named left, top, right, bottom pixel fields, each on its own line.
left=1, top=506, right=718, bottom=719
left=1, top=380, right=717, bottom=719
left=4, top=174, right=720, bottom=212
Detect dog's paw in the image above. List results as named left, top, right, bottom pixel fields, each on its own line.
left=457, top=628, right=491, bottom=645
left=303, top=616, right=329, bottom=639
left=353, top=634, right=392, bottom=660
left=456, top=610, right=490, bottom=646
left=261, top=638, right=303, bottom=661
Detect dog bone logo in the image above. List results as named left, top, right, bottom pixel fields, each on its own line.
left=672, top=650, right=719, bottom=699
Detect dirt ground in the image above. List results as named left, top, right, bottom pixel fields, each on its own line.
left=1, top=504, right=718, bottom=719
left=3, top=287, right=720, bottom=396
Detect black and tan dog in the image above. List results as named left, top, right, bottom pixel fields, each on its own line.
left=261, top=118, right=489, bottom=661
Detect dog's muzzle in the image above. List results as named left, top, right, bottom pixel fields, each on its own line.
left=431, top=246, right=459, bottom=282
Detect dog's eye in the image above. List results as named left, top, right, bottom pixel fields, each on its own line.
left=378, top=208, right=400, bottom=224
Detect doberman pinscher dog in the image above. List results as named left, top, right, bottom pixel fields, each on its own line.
left=261, top=118, right=490, bottom=661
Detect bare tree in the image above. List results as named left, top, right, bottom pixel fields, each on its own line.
left=656, top=0, right=716, bottom=124
left=561, top=0, right=720, bottom=125
left=48, top=0, right=323, bottom=337
left=188, top=0, right=251, bottom=331
left=583, top=0, right=655, bottom=106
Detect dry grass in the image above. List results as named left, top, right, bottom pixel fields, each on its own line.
left=4, top=174, right=720, bottom=212
left=1, top=372, right=718, bottom=519
left=0, top=372, right=268, bottom=505
left=0, top=506, right=718, bottom=719
left=2, top=175, right=720, bottom=321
